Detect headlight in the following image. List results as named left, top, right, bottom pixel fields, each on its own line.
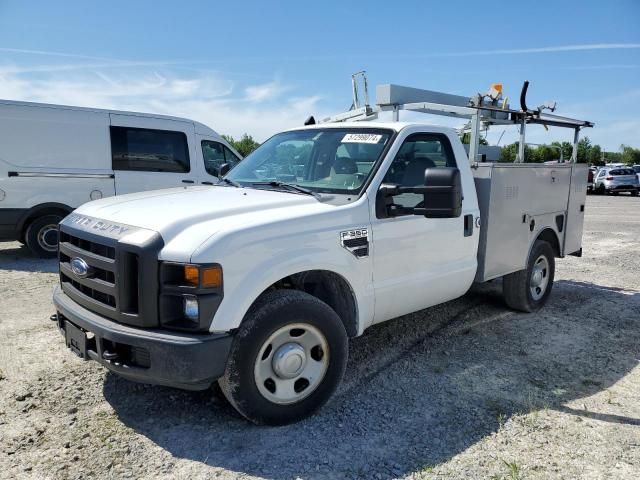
left=159, top=262, right=224, bottom=331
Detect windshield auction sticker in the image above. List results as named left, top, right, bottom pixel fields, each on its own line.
left=341, top=133, right=383, bottom=144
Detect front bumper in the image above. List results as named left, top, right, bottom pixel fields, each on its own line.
left=53, top=286, right=233, bottom=390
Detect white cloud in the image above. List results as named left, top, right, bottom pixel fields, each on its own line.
left=0, top=65, right=327, bottom=141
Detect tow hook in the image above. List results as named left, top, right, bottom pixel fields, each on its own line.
left=102, top=351, right=119, bottom=361
left=49, top=314, right=58, bottom=322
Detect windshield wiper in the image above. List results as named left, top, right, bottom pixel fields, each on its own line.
left=219, top=177, right=242, bottom=188
left=251, top=181, right=319, bottom=198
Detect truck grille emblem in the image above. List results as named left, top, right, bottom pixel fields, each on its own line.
left=70, top=257, right=90, bottom=278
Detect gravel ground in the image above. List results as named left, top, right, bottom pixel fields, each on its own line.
left=1, top=195, right=639, bottom=480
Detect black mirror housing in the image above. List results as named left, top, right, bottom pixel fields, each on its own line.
left=421, top=167, right=463, bottom=218
left=216, top=162, right=231, bottom=177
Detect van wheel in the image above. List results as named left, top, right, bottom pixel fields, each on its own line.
left=25, top=215, right=63, bottom=258
left=219, top=289, right=348, bottom=425
left=503, top=240, right=555, bottom=313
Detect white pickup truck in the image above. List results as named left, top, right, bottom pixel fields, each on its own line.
left=52, top=81, right=592, bottom=425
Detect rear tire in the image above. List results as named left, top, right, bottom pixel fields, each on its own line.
left=503, top=240, right=555, bottom=313
left=219, top=289, right=348, bottom=425
left=631, top=189, right=639, bottom=197
left=24, top=214, right=63, bottom=258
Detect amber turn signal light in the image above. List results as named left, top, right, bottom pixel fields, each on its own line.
left=183, top=265, right=222, bottom=288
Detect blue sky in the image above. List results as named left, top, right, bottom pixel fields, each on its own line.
left=0, top=0, right=639, bottom=149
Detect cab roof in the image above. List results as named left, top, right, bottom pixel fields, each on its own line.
left=284, top=121, right=457, bottom=136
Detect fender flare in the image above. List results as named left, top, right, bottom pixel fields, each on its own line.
left=17, top=202, right=74, bottom=235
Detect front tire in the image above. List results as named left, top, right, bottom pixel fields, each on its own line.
left=503, top=240, right=555, bottom=312
left=24, top=214, right=63, bottom=258
left=219, top=289, right=348, bottom=425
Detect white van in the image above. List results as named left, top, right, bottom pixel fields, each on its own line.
left=0, top=100, right=242, bottom=256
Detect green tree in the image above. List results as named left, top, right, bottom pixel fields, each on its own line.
left=620, top=144, right=640, bottom=165
left=576, top=137, right=592, bottom=164
left=222, top=134, right=261, bottom=157
left=551, top=141, right=573, bottom=162
left=460, top=132, right=488, bottom=145
left=587, top=144, right=603, bottom=165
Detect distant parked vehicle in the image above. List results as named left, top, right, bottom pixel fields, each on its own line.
left=0, top=99, right=242, bottom=256
left=587, top=167, right=596, bottom=193
left=593, top=167, right=639, bottom=196
left=633, top=165, right=640, bottom=184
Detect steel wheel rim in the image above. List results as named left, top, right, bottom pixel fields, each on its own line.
left=254, top=323, right=329, bottom=405
left=38, top=224, right=59, bottom=252
left=530, top=255, right=550, bottom=301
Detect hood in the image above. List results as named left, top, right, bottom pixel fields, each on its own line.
left=75, top=185, right=321, bottom=239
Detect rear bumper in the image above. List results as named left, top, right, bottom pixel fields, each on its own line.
left=53, top=286, right=233, bottom=390
left=605, top=184, right=639, bottom=192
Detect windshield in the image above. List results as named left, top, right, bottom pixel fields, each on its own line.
left=225, top=128, right=393, bottom=194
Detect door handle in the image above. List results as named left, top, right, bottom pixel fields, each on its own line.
left=182, top=179, right=195, bottom=184
left=464, top=214, right=473, bottom=237
left=201, top=181, right=214, bottom=185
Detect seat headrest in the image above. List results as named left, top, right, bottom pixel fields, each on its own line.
left=333, top=156, right=358, bottom=174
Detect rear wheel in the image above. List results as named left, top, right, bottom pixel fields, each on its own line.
left=219, top=289, right=348, bottom=425
left=631, top=189, right=639, bottom=197
left=503, top=240, right=555, bottom=312
left=24, top=214, right=63, bottom=258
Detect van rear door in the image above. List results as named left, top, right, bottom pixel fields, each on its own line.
left=109, top=114, right=197, bottom=194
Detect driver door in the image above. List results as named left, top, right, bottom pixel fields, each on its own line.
left=370, top=132, right=477, bottom=323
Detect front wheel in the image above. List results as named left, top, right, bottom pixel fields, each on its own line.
left=631, top=189, right=639, bottom=197
left=503, top=240, right=555, bottom=312
left=219, top=289, right=348, bottom=425
left=25, top=214, right=63, bottom=258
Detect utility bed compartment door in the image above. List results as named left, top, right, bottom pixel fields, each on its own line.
left=473, top=163, right=575, bottom=282
left=564, top=164, right=588, bottom=256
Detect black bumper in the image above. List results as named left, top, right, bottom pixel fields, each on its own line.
left=53, top=286, right=233, bottom=390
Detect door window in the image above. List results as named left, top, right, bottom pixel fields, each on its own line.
left=202, top=141, right=241, bottom=175
left=110, top=126, right=190, bottom=172
left=382, top=134, right=456, bottom=209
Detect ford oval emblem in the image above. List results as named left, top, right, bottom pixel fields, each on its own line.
left=70, top=257, right=90, bottom=278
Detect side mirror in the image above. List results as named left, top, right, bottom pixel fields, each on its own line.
left=421, top=167, right=463, bottom=218
left=216, top=163, right=231, bottom=177
left=377, top=167, right=462, bottom=219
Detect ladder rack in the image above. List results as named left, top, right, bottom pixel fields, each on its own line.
left=318, top=73, right=594, bottom=164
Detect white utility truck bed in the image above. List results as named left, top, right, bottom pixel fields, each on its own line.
left=473, top=162, right=586, bottom=281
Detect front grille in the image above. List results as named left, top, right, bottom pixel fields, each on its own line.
left=58, top=219, right=163, bottom=328
left=59, top=231, right=122, bottom=317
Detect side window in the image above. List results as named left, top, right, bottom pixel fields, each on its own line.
left=223, top=146, right=241, bottom=166
left=110, top=126, right=190, bottom=173
left=201, top=141, right=226, bottom=175
left=202, top=141, right=242, bottom=176
left=382, top=134, right=456, bottom=209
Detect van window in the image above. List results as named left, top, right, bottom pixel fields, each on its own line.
left=201, top=140, right=241, bottom=175
left=110, top=126, right=190, bottom=172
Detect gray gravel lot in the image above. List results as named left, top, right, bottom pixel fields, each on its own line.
left=1, top=195, right=639, bottom=479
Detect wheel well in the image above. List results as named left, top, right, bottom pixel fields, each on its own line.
left=257, top=270, right=358, bottom=337
left=19, top=204, right=72, bottom=237
left=536, top=228, right=561, bottom=257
